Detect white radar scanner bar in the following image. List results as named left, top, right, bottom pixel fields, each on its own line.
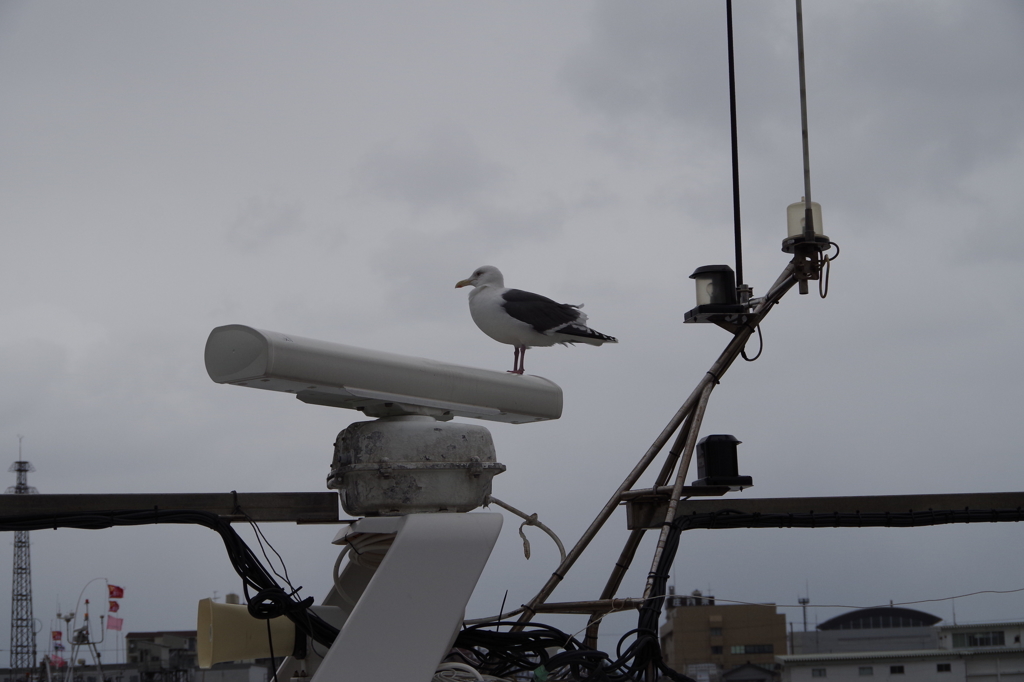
left=204, top=325, right=563, bottom=424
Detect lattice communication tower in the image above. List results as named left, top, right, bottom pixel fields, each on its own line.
left=7, top=459, right=38, bottom=673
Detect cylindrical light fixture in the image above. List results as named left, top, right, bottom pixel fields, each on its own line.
left=782, top=197, right=830, bottom=255
left=786, top=197, right=824, bottom=238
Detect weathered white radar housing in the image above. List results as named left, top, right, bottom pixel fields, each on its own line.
left=328, top=416, right=504, bottom=515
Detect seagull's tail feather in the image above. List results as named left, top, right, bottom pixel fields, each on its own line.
left=554, top=323, right=618, bottom=346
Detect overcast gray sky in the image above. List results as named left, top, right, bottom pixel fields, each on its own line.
left=2, top=0, right=1024, bottom=660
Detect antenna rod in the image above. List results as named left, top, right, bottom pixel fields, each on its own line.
left=726, top=0, right=744, bottom=287
left=795, top=0, right=814, bottom=238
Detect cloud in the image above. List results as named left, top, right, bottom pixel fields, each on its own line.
left=355, top=126, right=507, bottom=211
left=225, top=198, right=305, bottom=252
left=566, top=1, right=1024, bottom=229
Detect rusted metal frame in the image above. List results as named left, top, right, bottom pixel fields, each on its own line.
left=619, top=486, right=728, bottom=501
left=531, top=598, right=645, bottom=615
left=653, top=414, right=696, bottom=488
left=582, top=528, right=646, bottom=648
left=583, top=413, right=700, bottom=645
left=583, top=412, right=707, bottom=645
left=639, top=267, right=797, bottom=601
left=594, top=269, right=800, bottom=651
left=513, top=379, right=713, bottom=626
left=643, top=381, right=715, bottom=601
left=514, top=266, right=797, bottom=631
left=516, top=269, right=797, bottom=629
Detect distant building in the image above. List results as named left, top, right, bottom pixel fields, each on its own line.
left=0, top=661, right=139, bottom=682
left=660, top=590, right=786, bottom=682
left=780, top=610, right=1024, bottom=681
left=122, top=630, right=271, bottom=682
left=790, top=607, right=941, bottom=654
left=126, top=631, right=197, bottom=682
left=938, top=620, right=1024, bottom=650
left=0, top=630, right=273, bottom=682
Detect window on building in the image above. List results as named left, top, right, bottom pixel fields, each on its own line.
left=952, top=631, right=1005, bottom=647
left=811, top=669, right=827, bottom=678
left=890, top=665, right=905, bottom=675
left=711, top=646, right=723, bottom=655
left=937, top=663, right=952, bottom=672
left=858, top=667, right=873, bottom=676
left=709, top=627, right=722, bottom=636
left=727, top=644, right=774, bottom=655
left=744, top=644, right=774, bottom=654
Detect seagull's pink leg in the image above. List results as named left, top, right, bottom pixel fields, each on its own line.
left=518, top=346, right=527, bottom=374
left=508, top=346, right=525, bottom=374
left=508, top=347, right=521, bottom=374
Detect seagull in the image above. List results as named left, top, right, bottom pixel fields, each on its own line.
left=455, top=265, right=617, bottom=374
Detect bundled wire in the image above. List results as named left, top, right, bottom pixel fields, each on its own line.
left=453, top=620, right=691, bottom=681
left=0, top=508, right=341, bottom=648
left=454, top=622, right=612, bottom=680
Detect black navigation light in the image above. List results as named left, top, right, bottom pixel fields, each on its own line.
left=683, top=265, right=748, bottom=327
left=691, top=434, right=752, bottom=490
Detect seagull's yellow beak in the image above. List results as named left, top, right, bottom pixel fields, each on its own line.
left=455, top=278, right=473, bottom=288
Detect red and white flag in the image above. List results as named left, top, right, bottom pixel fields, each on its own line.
left=108, top=585, right=124, bottom=599
left=106, top=616, right=123, bottom=631
left=108, top=601, right=120, bottom=613
left=49, top=655, right=66, bottom=667
left=51, top=631, right=62, bottom=641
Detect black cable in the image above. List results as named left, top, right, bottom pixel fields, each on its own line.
left=245, top=512, right=297, bottom=592
left=740, top=324, right=763, bottom=362
left=819, top=241, right=840, bottom=299
left=0, top=509, right=341, bottom=649
left=265, top=620, right=278, bottom=682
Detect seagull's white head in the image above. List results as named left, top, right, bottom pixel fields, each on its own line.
left=455, top=265, right=504, bottom=290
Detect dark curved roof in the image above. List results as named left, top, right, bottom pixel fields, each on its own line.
left=819, top=607, right=941, bottom=631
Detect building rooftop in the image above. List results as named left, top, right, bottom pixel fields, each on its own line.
left=817, top=607, right=941, bottom=631
left=781, top=646, right=1024, bottom=664
left=939, top=621, right=1024, bottom=631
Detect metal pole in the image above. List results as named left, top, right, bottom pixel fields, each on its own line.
left=795, top=0, right=814, bottom=238
left=643, top=381, right=714, bottom=601
left=583, top=416, right=699, bottom=645
left=727, top=0, right=744, bottom=287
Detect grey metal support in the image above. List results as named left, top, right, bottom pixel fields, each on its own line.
left=626, top=491, right=1024, bottom=530
left=0, top=492, right=342, bottom=524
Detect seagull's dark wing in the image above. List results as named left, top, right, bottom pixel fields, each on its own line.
left=501, top=288, right=581, bottom=333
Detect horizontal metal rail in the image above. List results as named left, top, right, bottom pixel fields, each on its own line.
left=626, top=491, right=1024, bottom=530
left=0, top=492, right=342, bottom=524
